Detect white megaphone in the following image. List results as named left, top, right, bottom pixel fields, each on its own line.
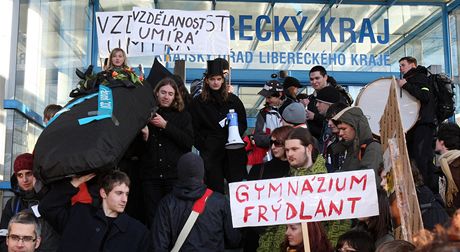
left=225, top=109, right=245, bottom=149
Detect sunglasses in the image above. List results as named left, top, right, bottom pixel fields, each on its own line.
left=270, top=139, right=283, bottom=147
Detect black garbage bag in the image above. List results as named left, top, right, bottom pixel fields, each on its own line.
left=33, top=59, right=172, bottom=184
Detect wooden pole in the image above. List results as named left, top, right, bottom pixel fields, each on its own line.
left=301, top=223, right=311, bottom=252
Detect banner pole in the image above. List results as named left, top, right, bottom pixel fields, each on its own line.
left=301, top=223, right=311, bottom=252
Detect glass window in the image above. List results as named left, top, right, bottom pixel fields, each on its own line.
left=15, top=0, right=91, bottom=115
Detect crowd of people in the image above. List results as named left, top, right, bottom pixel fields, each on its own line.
left=0, top=50, right=459, bottom=252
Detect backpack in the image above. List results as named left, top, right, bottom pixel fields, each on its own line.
left=428, top=72, right=456, bottom=123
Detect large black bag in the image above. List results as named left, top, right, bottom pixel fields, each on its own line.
left=34, top=59, right=171, bottom=184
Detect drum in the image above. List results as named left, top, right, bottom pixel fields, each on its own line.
left=355, top=77, right=420, bottom=136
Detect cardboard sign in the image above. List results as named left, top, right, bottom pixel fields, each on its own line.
left=131, top=8, right=230, bottom=55
left=229, top=170, right=378, bottom=228
left=95, top=11, right=166, bottom=58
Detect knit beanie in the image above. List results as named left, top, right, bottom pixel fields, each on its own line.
left=283, top=76, right=301, bottom=90
left=177, top=152, right=204, bottom=183
left=316, top=86, right=340, bottom=104
left=282, top=102, right=306, bottom=125
left=14, top=153, right=33, bottom=174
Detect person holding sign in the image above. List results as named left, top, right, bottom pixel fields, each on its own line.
left=190, top=59, right=247, bottom=194
left=280, top=222, right=333, bottom=252
left=257, top=128, right=350, bottom=251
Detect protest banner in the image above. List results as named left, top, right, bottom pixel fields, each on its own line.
left=229, top=169, right=378, bottom=228
left=379, top=77, right=423, bottom=241
left=131, top=7, right=230, bottom=55
left=95, top=11, right=166, bottom=58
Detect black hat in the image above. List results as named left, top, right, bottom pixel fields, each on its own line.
left=283, top=76, right=301, bottom=89
left=258, top=80, right=283, bottom=97
left=206, top=60, right=224, bottom=77
left=316, top=86, right=340, bottom=104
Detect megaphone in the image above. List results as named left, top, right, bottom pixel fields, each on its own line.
left=225, top=109, right=245, bottom=149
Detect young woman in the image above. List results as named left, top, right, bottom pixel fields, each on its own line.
left=280, top=222, right=333, bottom=252
left=140, top=77, right=193, bottom=228
left=106, top=48, right=129, bottom=70
left=190, top=59, right=247, bottom=194
left=248, top=126, right=293, bottom=180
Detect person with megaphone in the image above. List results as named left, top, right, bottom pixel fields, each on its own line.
left=190, top=59, right=247, bottom=194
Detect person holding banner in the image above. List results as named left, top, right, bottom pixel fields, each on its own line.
left=280, top=222, right=333, bottom=252
left=257, top=128, right=350, bottom=251
left=190, top=59, right=247, bottom=194
left=331, top=106, right=382, bottom=182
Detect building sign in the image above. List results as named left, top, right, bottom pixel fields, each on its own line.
left=229, top=169, right=379, bottom=228
left=95, top=9, right=390, bottom=68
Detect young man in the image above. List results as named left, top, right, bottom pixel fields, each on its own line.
left=6, top=212, right=41, bottom=252
left=397, top=56, right=437, bottom=191
left=279, top=76, right=301, bottom=114
left=307, top=65, right=352, bottom=140
left=332, top=107, right=382, bottom=182
left=152, top=152, right=241, bottom=251
left=39, top=171, right=151, bottom=252
left=0, top=154, right=59, bottom=252
left=190, top=59, right=247, bottom=194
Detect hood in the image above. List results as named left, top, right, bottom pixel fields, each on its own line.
left=404, top=65, right=428, bottom=78
left=332, top=106, right=373, bottom=145
left=172, top=182, right=207, bottom=201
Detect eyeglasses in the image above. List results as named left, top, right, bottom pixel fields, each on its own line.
left=270, top=139, right=283, bottom=147
left=7, top=234, right=36, bottom=243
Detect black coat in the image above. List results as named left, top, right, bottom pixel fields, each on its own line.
left=152, top=182, right=241, bottom=251
left=190, top=92, right=247, bottom=151
left=402, top=66, right=436, bottom=125
left=39, top=181, right=152, bottom=252
left=306, top=94, right=325, bottom=140
left=140, top=108, right=193, bottom=179
left=247, top=158, right=290, bottom=180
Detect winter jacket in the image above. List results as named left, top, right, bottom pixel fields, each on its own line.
left=306, top=93, right=326, bottom=140
left=253, top=106, right=282, bottom=149
left=152, top=182, right=241, bottom=251
left=402, top=66, right=436, bottom=125
left=140, top=107, right=193, bottom=180
left=0, top=176, right=60, bottom=252
left=417, top=185, right=449, bottom=230
left=39, top=181, right=152, bottom=252
left=332, top=107, right=382, bottom=182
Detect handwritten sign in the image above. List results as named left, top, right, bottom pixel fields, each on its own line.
left=131, top=8, right=230, bottom=55
left=95, top=11, right=166, bottom=58
left=229, top=170, right=378, bottom=228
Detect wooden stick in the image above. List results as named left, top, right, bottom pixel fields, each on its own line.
left=301, top=222, right=311, bottom=252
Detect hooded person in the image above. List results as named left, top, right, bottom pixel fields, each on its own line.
left=152, top=152, right=241, bottom=251
left=190, top=59, right=247, bottom=194
left=0, top=153, right=60, bottom=252
left=332, top=107, right=382, bottom=182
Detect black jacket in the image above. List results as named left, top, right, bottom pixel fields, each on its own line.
left=0, top=176, right=59, bottom=252
left=190, top=92, right=247, bottom=151
left=39, top=181, right=152, bottom=252
left=306, top=94, right=325, bottom=140
left=402, top=66, right=436, bottom=125
left=152, top=182, right=241, bottom=251
left=247, top=158, right=290, bottom=180
left=140, top=108, right=193, bottom=179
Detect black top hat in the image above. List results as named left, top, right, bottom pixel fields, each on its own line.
left=206, top=60, right=224, bottom=77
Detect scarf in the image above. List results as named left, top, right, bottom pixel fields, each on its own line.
left=439, top=150, right=460, bottom=207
